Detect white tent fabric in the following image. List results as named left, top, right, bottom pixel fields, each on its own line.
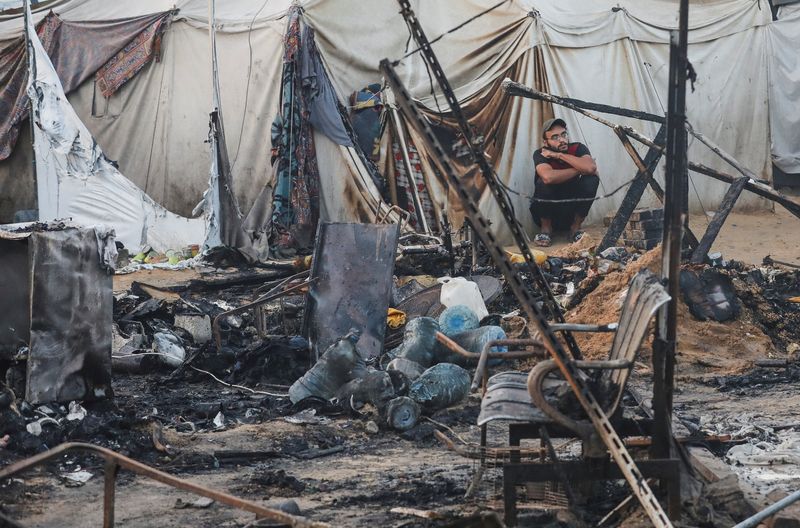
left=528, top=0, right=771, bottom=46
left=768, top=4, right=800, bottom=173
left=0, top=0, right=795, bottom=247
left=308, top=0, right=775, bottom=234
left=25, top=5, right=206, bottom=251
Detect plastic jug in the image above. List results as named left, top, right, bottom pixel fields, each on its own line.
left=435, top=325, right=508, bottom=365
left=438, top=277, right=489, bottom=320
left=438, top=305, right=479, bottom=336
left=408, top=363, right=471, bottom=412
left=385, top=396, right=420, bottom=431
left=288, top=331, right=364, bottom=403
left=393, top=317, right=439, bottom=368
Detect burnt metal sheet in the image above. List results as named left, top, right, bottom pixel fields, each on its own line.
left=0, top=239, right=31, bottom=360
left=304, top=223, right=400, bottom=360
left=26, top=228, right=113, bottom=404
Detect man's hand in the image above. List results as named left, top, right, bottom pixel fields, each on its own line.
left=540, top=148, right=561, bottom=160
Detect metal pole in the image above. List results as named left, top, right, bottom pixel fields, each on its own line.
left=0, top=442, right=329, bottom=528
left=208, top=0, right=222, bottom=114
left=390, top=106, right=431, bottom=234
left=653, top=0, right=688, bottom=459
left=22, top=0, right=39, bottom=218
left=102, top=459, right=118, bottom=528
left=732, top=490, right=800, bottom=528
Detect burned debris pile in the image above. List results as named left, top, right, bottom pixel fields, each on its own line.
left=2, top=0, right=800, bottom=524
left=3, top=216, right=800, bottom=526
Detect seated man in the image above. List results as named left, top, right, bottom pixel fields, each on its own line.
left=530, top=118, right=599, bottom=247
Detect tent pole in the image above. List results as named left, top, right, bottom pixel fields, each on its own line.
left=652, top=0, right=689, bottom=461
left=389, top=106, right=431, bottom=235
left=208, top=0, right=222, bottom=114
left=22, top=0, right=39, bottom=220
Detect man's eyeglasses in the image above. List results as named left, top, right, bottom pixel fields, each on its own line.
left=546, top=131, right=568, bottom=141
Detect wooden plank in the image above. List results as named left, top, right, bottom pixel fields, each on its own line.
left=599, top=125, right=667, bottom=251
left=613, top=128, right=700, bottom=250
left=689, top=163, right=800, bottom=221
left=503, top=80, right=665, bottom=123
left=690, top=176, right=748, bottom=263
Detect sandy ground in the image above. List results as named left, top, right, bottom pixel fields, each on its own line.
left=535, top=205, right=800, bottom=266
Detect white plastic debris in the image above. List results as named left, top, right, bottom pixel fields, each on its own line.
left=212, top=411, right=226, bottom=430
left=26, top=421, right=42, bottom=436
left=284, top=408, right=329, bottom=425
left=153, top=332, right=186, bottom=368
left=175, top=496, right=215, bottom=509
left=66, top=401, right=87, bottom=421
left=63, top=470, right=93, bottom=485
left=26, top=416, right=59, bottom=436
left=212, top=300, right=235, bottom=312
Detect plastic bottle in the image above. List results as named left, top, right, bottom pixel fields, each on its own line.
left=386, top=357, right=425, bottom=381
left=288, top=331, right=364, bottom=403
left=385, top=396, right=420, bottom=431
left=393, top=317, right=439, bottom=368
left=438, top=277, right=489, bottom=320
left=408, top=363, right=470, bottom=412
left=435, top=325, right=508, bottom=365
left=438, top=305, right=479, bottom=336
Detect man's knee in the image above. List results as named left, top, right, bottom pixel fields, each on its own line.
left=579, top=174, right=600, bottom=197
left=533, top=179, right=559, bottom=200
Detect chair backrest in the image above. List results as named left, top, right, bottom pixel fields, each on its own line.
left=602, top=270, right=671, bottom=413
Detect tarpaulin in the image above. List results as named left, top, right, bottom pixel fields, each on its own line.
left=0, top=0, right=792, bottom=245
left=767, top=4, right=800, bottom=174
left=25, top=4, right=205, bottom=251
left=0, top=10, right=171, bottom=160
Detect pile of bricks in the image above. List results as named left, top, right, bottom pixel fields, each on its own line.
left=623, top=208, right=663, bottom=250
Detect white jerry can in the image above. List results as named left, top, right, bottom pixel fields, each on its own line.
left=437, top=277, right=489, bottom=320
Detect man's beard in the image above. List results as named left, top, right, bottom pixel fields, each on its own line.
left=557, top=143, right=568, bottom=152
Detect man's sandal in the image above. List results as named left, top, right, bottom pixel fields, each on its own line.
left=571, top=230, right=586, bottom=243
left=534, top=233, right=552, bottom=247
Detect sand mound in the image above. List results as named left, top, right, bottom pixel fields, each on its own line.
left=564, top=246, right=775, bottom=375
left=551, top=232, right=598, bottom=259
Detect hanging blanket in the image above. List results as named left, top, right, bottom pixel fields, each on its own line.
left=0, top=10, right=172, bottom=161
left=268, top=7, right=321, bottom=255
left=95, top=15, right=169, bottom=98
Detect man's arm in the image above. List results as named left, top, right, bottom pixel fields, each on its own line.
left=536, top=162, right=580, bottom=185
left=543, top=148, right=597, bottom=176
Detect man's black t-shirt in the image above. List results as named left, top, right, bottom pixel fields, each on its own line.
left=533, top=142, right=591, bottom=181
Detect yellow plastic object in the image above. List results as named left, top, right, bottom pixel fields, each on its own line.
left=788, top=296, right=800, bottom=303
left=165, top=250, right=181, bottom=265
left=505, top=249, right=547, bottom=265
left=293, top=255, right=313, bottom=270
left=144, top=252, right=167, bottom=264
left=387, top=308, right=407, bottom=329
